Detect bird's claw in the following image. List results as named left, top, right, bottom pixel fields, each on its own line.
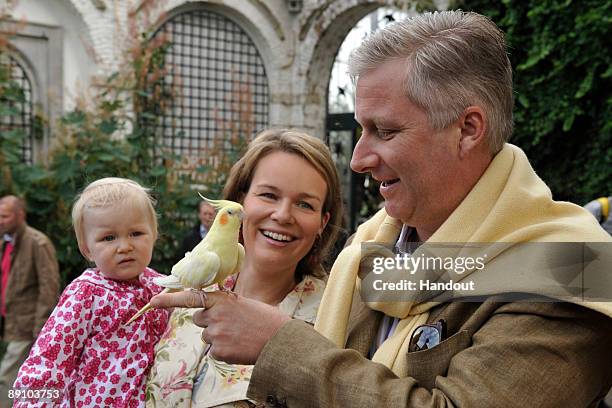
left=221, top=287, right=238, bottom=299
left=189, top=288, right=208, bottom=308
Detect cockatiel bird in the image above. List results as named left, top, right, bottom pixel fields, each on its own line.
left=127, top=195, right=245, bottom=324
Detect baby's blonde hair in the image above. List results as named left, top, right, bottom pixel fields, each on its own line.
left=72, top=177, right=158, bottom=258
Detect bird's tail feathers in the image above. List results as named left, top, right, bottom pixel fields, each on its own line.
left=154, top=274, right=183, bottom=289
left=126, top=287, right=171, bottom=325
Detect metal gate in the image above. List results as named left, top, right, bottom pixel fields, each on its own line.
left=148, top=8, right=269, bottom=178
left=327, top=113, right=382, bottom=234
left=0, top=53, right=34, bottom=164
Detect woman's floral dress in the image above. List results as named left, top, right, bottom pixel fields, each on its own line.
left=145, top=273, right=325, bottom=407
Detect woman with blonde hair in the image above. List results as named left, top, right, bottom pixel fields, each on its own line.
left=146, top=129, right=343, bottom=407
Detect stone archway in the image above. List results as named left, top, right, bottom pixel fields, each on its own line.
left=297, top=1, right=447, bottom=230
left=301, top=2, right=379, bottom=138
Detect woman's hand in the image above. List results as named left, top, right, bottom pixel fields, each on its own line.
left=150, top=290, right=290, bottom=364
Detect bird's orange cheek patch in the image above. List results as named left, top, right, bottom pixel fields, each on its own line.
left=220, top=213, right=228, bottom=225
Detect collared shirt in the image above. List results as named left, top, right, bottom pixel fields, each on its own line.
left=1, top=234, right=15, bottom=316
left=369, top=225, right=419, bottom=357
left=200, top=225, right=209, bottom=239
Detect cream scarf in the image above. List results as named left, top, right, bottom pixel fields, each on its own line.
left=314, top=144, right=612, bottom=377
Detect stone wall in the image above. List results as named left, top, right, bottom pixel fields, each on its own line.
left=9, top=0, right=447, bottom=139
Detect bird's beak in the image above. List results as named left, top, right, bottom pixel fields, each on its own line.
left=238, top=209, right=244, bottom=220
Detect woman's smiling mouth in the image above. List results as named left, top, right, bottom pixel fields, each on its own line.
left=261, top=230, right=295, bottom=242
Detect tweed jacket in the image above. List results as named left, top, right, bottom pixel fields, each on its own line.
left=247, top=291, right=612, bottom=407
left=1, top=223, right=60, bottom=341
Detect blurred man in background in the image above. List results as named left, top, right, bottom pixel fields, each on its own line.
left=178, top=200, right=216, bottom=258
left=0, top=195, right=59, bottom=407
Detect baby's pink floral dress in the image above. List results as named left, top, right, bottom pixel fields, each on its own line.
left=14, top=268, right=169, bottom=407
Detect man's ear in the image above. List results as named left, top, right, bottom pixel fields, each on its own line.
left=457, top=106, right=487, bottom=159
left=16, top=208, right=26, bottom=225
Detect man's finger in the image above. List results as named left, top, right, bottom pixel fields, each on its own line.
left=150, top=289, right=232, bottom=309
left=193, top=308, right=206, bottom=327
left=203, top=290, right=234, bottom=308
left=150, top=290, right=202, bottom=308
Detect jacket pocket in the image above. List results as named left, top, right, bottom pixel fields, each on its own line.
left=404, top=330, right=471, bottom=390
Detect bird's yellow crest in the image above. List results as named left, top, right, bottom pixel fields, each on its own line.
left=198, top=194, right=244, bottom=230
left=199, top=194, right=240, bottom=211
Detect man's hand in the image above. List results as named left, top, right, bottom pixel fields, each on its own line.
left=150, top=290, right=291, bottom=364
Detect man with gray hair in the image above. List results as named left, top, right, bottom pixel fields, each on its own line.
left=152, top=10, right=612, bottom=407
left=0, top=196, right=59, bottom=406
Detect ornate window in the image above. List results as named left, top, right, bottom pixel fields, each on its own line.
left=146, top=8, right=269, bottom=180
left=0, top=53, right=35, bottom=164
